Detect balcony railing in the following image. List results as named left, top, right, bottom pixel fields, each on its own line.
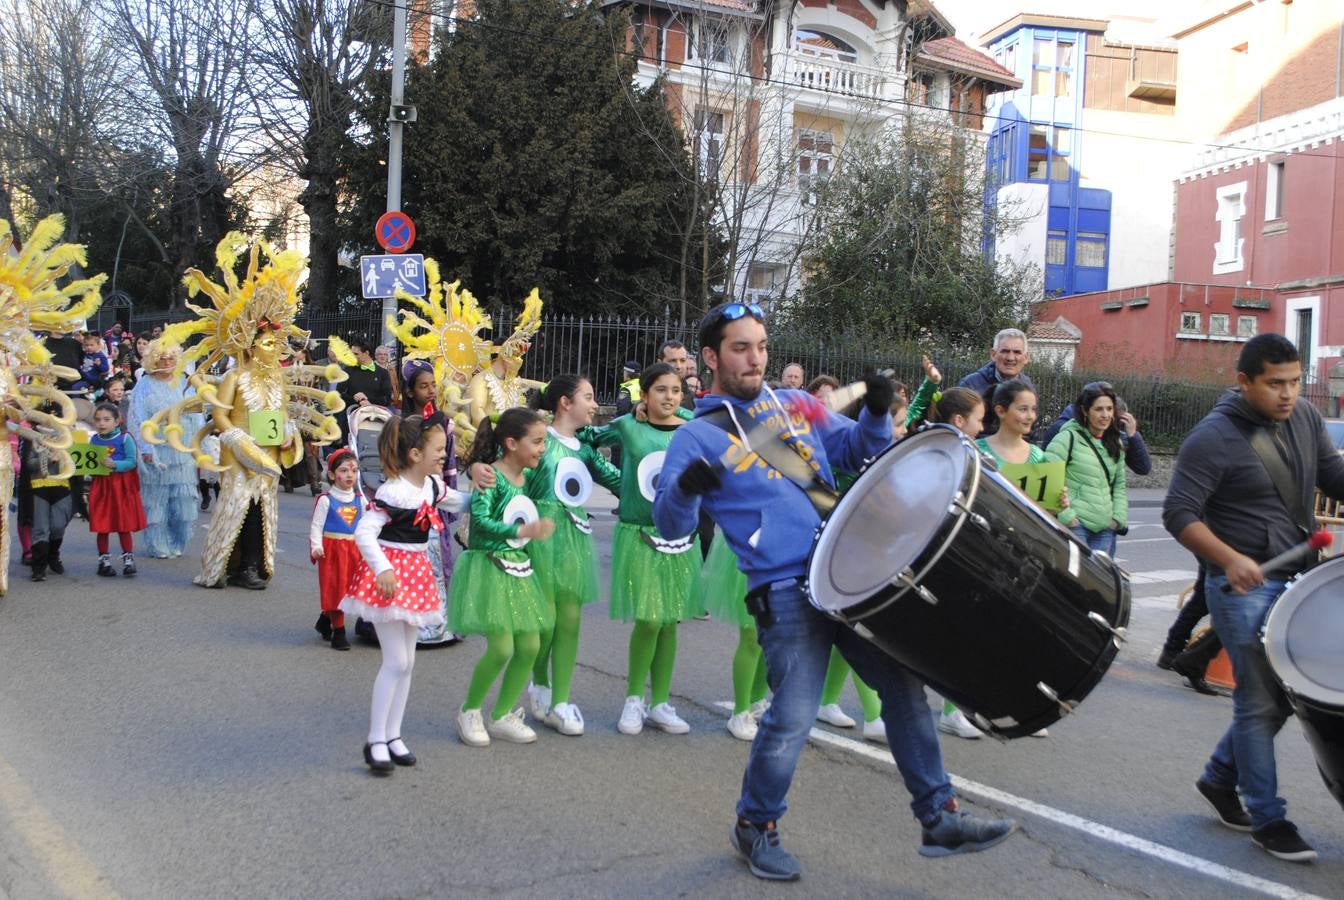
left=783, top=52, right=886, bottom=100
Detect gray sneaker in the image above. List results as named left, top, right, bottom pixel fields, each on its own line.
left=919, top=808, right=1017, bottom=858
left=730, top=821, right=801, bottom=881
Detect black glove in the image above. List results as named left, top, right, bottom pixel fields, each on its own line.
left=863, top=372, right=895, bottom=417
left=677, top=457, right=722, bottom=496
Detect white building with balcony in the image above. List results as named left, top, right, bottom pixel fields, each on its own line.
left=607, top=0, right=1019, bottom=302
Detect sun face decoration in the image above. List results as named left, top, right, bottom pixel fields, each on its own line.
left=387, top=258, right=493, bottom=389
left=0, top=214, right=106, bottom=595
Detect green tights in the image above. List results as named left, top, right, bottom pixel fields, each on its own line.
left=627, top=620, right=678, bottom=706
left=531, top=601, right=582, bottom=704
left=465, top=630, right=541, bottom=721
left=732, top=626, right=769, bottom=714
left=820, top=647, right=882, bottom=722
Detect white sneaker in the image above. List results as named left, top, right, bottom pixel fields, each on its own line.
left=648, top=702, right=690, bottom=734
left=487, top=708, right=537, bottom=743
left=618, top=695, right=647, bottom=735
left=544, top=701, right=585, bottom=736
left=726, top=710, right=758, bottom=741
left=456, top=707, right=490, bottom=747
left=527, top=683, right=551, bottom=722
left=816, top=703, right=857, bottom=728
left=749, top=698, right=770, bottom=722
left=863, top=718, right=887, bottom=744
left=1031, top=728, right=1049, bottom=738
left=938, top=708, right=983, bottom=740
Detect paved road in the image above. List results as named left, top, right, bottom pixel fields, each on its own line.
left=0, top=487, right=1340, bottom=899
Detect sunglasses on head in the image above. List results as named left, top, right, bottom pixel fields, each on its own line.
left=705, top=302, right=765, bottom=330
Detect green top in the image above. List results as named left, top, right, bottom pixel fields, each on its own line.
left=1045, top=419, right=1128, bottom=531
left=582, top=414, right=683, bottom=526
left=975, top=439, right=1052, bottom=466
left=905, top=377, right=938, bottom=427
left=466, top=470, right=533, bottom=553
left=529, top=428, right=621, bottom=519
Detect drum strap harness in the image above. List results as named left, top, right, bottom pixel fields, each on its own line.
left=1238, top=422, right=1311, bottom=539
left=698, top=406, right=839, bottom=517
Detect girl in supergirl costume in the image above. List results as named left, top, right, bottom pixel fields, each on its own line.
left=583, top=363, right=703, bottom=736
left=87, top=402, right=147, bottom=577
left=309, top=448, right=362, bottom=651
left=341, top=412, right=470, bottom=775
left=524, top=375, right=621, bottom=736
left=451, top=408, right=556, bottom=748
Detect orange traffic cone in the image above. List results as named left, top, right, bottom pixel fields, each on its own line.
left=1205, top=647, right=1236, bottom=690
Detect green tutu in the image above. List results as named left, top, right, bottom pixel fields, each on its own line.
left=609, top=521, right=703, bottom=624
left=701, top=533, right=752, bottom=626
left=448, top=549, right=554, bottom=635
left=528, top=499, right=600, bottom=606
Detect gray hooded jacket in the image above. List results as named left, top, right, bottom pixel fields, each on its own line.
left=1163, top=388, right=1344, bottom=578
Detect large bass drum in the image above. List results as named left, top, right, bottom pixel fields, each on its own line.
left=806, top=425, right=1130, bottom=739
left=1262, top=557, right=1344, bottom=812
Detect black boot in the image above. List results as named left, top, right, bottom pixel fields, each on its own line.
left=330, top=626, right=351, bottom=651
left=30, top=541, right=48, bottom=581
left=1172, top=629, right=1222, bottom=695
left=47, top=538, right=65, bottom=575
left=314, top=612, right=333, bottom=641
left=199, top=479, right=211, bottom=511
left=226, top=566, right=268, bottom=590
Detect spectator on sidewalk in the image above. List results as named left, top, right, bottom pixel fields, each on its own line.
left=1043, top=387, right=1151, bottom=475
left=958, top=328, right=1033, bottom=437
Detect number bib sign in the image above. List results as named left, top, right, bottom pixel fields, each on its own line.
left=997, top=460, right=1066, bottom=512
left=249, top=410, right=285, bottom=447
left=69, top=443, right=111, bottom=476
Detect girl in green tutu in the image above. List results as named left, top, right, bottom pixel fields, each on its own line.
left=584, top=363, right=703, bottom=735
left=451, top=408, right=557, bottom=748
left=701, top=532, right=768, bottom=741
left=524, top=374, right=622, bottom=736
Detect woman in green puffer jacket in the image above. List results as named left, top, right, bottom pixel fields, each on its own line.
left=1046, top=383, right=1127, bottom=556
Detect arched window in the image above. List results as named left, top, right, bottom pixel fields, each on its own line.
left=794, top=29, right=858, bottom=64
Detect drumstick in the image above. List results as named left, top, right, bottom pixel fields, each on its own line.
left=1220, top=528, right=1333, bottom=592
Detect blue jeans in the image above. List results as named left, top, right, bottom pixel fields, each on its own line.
left=1201, top=574, right=1294, bottom=829
left=737, top=582, right=954, bottom=826
left=1071, top=523, right=1116, bottom=556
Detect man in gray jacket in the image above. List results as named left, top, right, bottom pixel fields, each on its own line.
left=1163, top=333, right=1344, bottom=863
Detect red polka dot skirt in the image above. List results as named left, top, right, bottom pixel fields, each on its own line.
left=340, top=546, right=445, bottom=628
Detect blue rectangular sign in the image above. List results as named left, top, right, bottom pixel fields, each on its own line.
left=359, top=253, right=426, bottom=299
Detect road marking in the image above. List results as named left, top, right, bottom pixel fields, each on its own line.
left=0, top=754, right=120, bottom=899
left=1127, top=569, right=1197, bottom=585
left=1130, top=593, right=1183, bottom=611
left=1117, top=537, right=1178, bottom=544
left=713, top=703, right=1324, bottom=900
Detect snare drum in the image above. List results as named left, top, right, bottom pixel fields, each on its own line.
left=1262, top=557, right=1344, bottom=812
left=806, top=425, right=1130, bottom=739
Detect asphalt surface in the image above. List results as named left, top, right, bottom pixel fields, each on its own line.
left=0, top=486, right=1341, bottom=899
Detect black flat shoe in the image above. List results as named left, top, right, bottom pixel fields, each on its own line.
left=362, top=742, right=394, bottom=775
left=330, top=626, right=350, bottom=651
left=387, top=738, right=416, bottom=767
left=1172, top=658, right=1219, bottom=695
left=314, top=613, right=333, bottom=641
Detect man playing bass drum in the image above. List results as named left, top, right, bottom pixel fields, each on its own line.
left=653, top=302, right=1015, bottom=883
left=1163, top=333, right=1344, bottom=863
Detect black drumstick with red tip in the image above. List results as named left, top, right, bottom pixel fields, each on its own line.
left=1221, top=528, right=1334, bottom=592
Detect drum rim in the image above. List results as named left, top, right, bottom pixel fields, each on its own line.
left=1263, top=558, right=1344, bottom=708
left=807, top=425, right=980, bottom=615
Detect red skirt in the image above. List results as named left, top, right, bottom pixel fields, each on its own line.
left=340, top=546, right=443, bottom=627
left=88, top=469, right=148, bottom=533
left=316, top=537, right=361, bottom=615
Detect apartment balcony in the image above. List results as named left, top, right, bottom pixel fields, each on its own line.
left=781, top=51, right=887, bottom=100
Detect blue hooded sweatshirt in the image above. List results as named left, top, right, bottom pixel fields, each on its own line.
left=653, top=387, right=891, bottom=591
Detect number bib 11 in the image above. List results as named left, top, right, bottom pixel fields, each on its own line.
left=997, top=460, right=1066, bottom=512
left=249, top=410, right=285, bottom=447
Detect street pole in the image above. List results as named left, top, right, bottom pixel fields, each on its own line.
left=382, top=0, right=409, bottom=347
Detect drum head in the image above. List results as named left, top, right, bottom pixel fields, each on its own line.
left=809, top=427, right=972, bottom=612
left=1265, top=558, right=1344, bottom=708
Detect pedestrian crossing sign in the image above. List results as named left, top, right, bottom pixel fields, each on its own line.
left=359, top=254, right=426, bottom=299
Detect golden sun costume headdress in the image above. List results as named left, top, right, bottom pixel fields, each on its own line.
left=388, top=258, right=492, bottom=391
left=142, top=233, right=347, bottom=467
left=0, top=214, right=106, bottom=594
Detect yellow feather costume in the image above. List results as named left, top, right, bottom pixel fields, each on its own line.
left=139, top=233, right=346, bottom=588
left=0, top=215, right=106, bottom=596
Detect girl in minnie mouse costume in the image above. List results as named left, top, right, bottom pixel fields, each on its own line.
left=309, top=448, right=362, bottom=651
left=342, top=411, right=469, bottom=775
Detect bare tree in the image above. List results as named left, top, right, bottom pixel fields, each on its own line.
left=0, top=0, right=132, bottom=242
left=103, top=0, right=259, bottom=298
left=246, top=0, right=389, bottom=309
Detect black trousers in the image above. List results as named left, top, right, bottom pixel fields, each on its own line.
left=236, top=502, right=263, bottom=572
left=1163, top=561, right=1208, bottom=655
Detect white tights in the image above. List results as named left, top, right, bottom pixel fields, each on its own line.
left=368, top=620, right=418, bottom=761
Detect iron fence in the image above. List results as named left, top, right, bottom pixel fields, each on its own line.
left=112, top=306, right=1331, bottom=450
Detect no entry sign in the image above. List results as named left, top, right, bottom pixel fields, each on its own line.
left=375, top=211, right=416, bottom=254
